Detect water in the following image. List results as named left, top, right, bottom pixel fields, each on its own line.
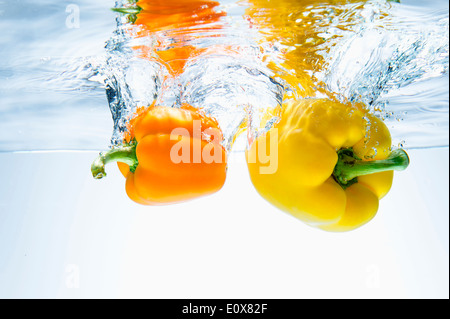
left=0, top=0, right=448, bottom=152
left=103, top=0, right=450, bottom=150
left=0, top=0, right=448, bottom=298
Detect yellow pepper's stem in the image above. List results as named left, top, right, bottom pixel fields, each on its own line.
left=91, top=144, right=138, bottom=179
left=333, top=148, right=410, bottom=188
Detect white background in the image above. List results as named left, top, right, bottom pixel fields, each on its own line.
left=0, top=147, right=448, bottom=298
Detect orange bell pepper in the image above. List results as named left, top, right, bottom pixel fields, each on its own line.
left=116, top=0, right=226, bottom=77
left=91, top=104, right=227, bottom=205
left=135, top=0, right=226, bottom=32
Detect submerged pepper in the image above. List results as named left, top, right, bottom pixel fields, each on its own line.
left=246, top=99, right=409, bottom=232
left=92, top=104, right=227, bottom=205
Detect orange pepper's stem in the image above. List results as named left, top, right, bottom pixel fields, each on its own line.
left=111, top=7, right=141, bottom=15
left=91, top=144, right=138, bottom=179
left=111, top=5, right=141, bottom=23
left=333, top=148, right=410, bottom=188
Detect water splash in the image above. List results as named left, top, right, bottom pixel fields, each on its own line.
left=103, top=0, right=285, bottom=150
left=102, top=0, right=448, bottom=151
left=0, top=0, right=447, bottom=152
left=314, top=0, right=449, bottom=148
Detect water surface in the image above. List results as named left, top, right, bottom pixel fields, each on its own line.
left=0, top=0, right=448, bottom=152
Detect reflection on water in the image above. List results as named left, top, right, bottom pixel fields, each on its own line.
left=0, top=0, right=448, bottom=151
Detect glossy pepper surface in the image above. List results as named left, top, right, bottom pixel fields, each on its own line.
left=246, top=99, right=409, bottom=232
left=92, top=104, right=227, bottom=205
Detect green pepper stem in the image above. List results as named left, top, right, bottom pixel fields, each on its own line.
left=91, top=144, right=138, bottom=179
left=111, top=5, right=141, bottom=23
left=111, top=7, right=141, bottom=15
left=333, top=148, right=410, bottom=187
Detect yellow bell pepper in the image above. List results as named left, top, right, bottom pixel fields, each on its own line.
left=246, top=99, right=409, bottom=232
